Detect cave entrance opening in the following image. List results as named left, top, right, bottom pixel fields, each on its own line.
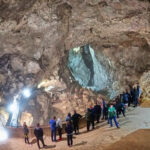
left=68, top=44, right=111, bottom=94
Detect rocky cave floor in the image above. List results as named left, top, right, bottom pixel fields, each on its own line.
left=1, top=106, right=150, bottom=150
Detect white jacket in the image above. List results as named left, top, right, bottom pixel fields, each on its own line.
left=56, top=118, right=62, bottom=128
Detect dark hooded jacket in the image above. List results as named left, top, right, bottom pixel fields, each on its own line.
left=34, top=127, right=43, bottom=138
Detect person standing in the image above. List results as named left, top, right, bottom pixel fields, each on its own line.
left=129, top=85, right=134, bottom=104
left=49, top=116, right=57, bottom=142
left=34, top=123, right=46, bottom=149
left=102, top=99, right=108, bottom=120
left=108, top=105, right=119, bottom=128
left=133, top=87, right=138, bottom=107
left=23, top=122, right=30, bottom=144
left=85, top=108, right=92, bottom=131
left=126, top=89, right=132, bottom=107
left=66, top=113, right=72, bottom=122
left=72, top=110, right=82, bottom=134
left=94, top=102, right=101, bottom=123
left=137, top=84, right=141, bottom=99
left=123, top=91, right=129, bottom=107
left=116, top=101, right=125, bottom=118
left=56, top=118, right=62, bottom=140
left=65, top=121, right=73, bottom=147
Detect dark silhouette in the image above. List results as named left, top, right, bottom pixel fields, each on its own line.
left=34, top=123, right=46, bottom=149
left=72, top=110, right=82, bottom=134
left=23, top=122, right=30, bottom=144
left=65, top=121, right=73, bottom=147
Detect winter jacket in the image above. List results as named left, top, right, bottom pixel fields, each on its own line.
left=108, top=106, right=116, bottom=118
left=123, top=93, right=129, bottom=103
left=49, top=119, right=56, bottom=131
left=72, top=113, right=82, bottom=124
left=34, top=127, right=43, bottom=138
left=94, top=105, right=101, bottom=114
left=23, top=125, right=29, bottom=135
left=85, top=110, right=92, bottom=121
left=56, top=118, right=62, bottom=128
left=65, top=123, right=73, bottom=135
left=66, top=116, right=72, bottom=122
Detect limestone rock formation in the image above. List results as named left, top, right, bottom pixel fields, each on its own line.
left=0, top=0, right=149, bottom=126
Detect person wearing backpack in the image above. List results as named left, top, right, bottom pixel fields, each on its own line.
left=108, top=104, right=120, bottom=128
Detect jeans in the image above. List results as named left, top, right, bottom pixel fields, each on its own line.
left=24, top=134, right=29, bottom=144
left=67, top=135, right=73, bottom=146
left=117, top=109, right=125, bottom=118
left=102, top=108, right=108, bottom=120
left=96, top=113, right=101, bottom=123
left=109, top=116, right=119, bottom=128
left=134, top=97, right=138, bottom=107
left=73, top=122, right=79, bottom=134
left=51, top=128, right=56, bottom=141
left=87, top=120, right=94, bottom=131
left=87, top=121, right=91, bottom=131
left=58, top=127, right=62, bottom=139
left=37, top=137, right=45, bottom=149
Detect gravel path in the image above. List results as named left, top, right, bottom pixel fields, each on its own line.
left=1, top=107, right=150, bottom=150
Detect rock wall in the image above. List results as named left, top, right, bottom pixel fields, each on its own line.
left=0, top=0, right=149, bottom=126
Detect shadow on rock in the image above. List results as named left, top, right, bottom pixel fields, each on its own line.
left=74, top=141, right=87, bottom=147
left=30, top=138, right=37, bottom=144
left=44, top=145, right=56, bottom=149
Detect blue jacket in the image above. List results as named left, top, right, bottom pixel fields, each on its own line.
left=49, top=119, right=56, bottom=130
left=123, top=93, right=129, bottom=103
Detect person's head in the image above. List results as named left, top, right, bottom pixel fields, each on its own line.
left=68, top=113, right=71, bottom=117
left=129, top=84, right=133, bottom=89
left=53, top=116, right=56, bottom=120
left=137, top=84, right=140, bottom=89
left=23, top=122, right=26, bottom=126
left=37, top=123, right=40, bottom=127
left=110, top=104, right=113, bottom=108
left=95, top=101, right=98, bottom=105
left=74, top=110, right=76, bottom=114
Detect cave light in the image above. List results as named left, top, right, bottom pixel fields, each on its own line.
left=8, top=99, right=18, bottom=113
left=0, top=127, right=8, bottom=142
left=45, top=86, right=54, bottom=92
left=73, top=47, right=80, bottom=53
left=38, top=80, right=50, bottom=88
left=22, top=88, right=31, bottom=98
left=37, top=80, right=55, bottom=92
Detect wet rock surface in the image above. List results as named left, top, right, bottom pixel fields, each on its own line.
left=0, top=0, right=149, bottom=125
